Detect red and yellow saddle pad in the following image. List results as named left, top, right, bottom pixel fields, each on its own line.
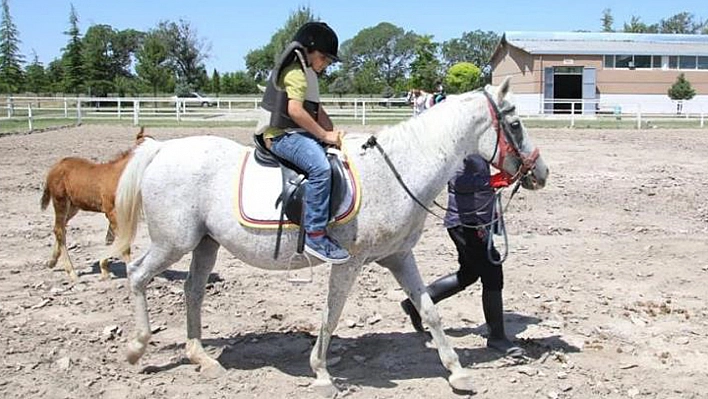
left=234, top=150, right=361, bottom=229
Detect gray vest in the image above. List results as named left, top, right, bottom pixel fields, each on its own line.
left=260, top=42, right=320, bottom=131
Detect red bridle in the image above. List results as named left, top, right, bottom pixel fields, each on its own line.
left=483, top=94, right=540, bottom=189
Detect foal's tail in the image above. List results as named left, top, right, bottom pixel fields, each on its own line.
left=40, top=185, right=51, bottom=210
left=111, top=137, right=164, bottom=257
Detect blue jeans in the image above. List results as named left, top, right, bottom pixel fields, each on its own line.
left=270, top=132, right=331, bottom=233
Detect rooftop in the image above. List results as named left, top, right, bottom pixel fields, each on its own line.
left=499, top=31, right=708, bottom=56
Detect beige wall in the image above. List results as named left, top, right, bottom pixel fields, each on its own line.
left=490, top=44, right=708, bottom=95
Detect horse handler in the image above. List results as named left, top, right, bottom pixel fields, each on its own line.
left=401, top=154, right=525, bottom=358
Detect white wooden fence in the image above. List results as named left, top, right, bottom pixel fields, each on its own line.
left=1, top=95, right=706, bottom=132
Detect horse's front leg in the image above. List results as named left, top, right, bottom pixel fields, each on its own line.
left=378, top=251, right=475, bottom=393
left=310, top=262, right=361, bottom=396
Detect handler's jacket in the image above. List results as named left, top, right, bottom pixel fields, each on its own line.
left=256, top=42, right=321, bottom=139
left=443, top=154, right=494, bottom=229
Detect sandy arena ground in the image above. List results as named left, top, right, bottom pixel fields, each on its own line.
left=0, top=125, right=707, bottom=398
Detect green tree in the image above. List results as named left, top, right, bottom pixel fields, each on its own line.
left=623, top=16, right=659, bottom=33
left=601, top=8, right=614, bottom=32
left=82, top=24, right=115, bottom=96
left=328, top=74, right=353, bottom=97
left=659, top=12, right=701, bottom=33
left=46, top=58, right=64, bottom=92
left=668, top=73, right=696, bottom=114
left=441, top=30, right=499, bottom=69
left=62, top=4, right=84, bottom=94
left=444, top=62, right=481, bottom=93
left=156, top=19, right=210, bottom=90
left=211, top=69, right=220, bottom=95
left=245, top=6, right=316, bottom=81
left=135, top=30, right=172, bottom=96
left=351, top=59, right=383, bottom=94
left=0, top=0, right=24, bottom=93
left=341, top=22, right=417, bottom=91
left=409, top=35, right=441, bottom=92
left=221, top=71, right=258, bottom=94
left=24, top=52, right=48, bottom=94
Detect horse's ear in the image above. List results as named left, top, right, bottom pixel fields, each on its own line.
left=136, top=127, right=145, bottom=144
left=496, top=76, right=512, bottom=104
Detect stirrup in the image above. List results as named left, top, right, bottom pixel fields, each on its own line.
left=286, top=251, right=313, bottom=284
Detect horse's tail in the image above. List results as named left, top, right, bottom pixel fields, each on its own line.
left=111, top=137, right=164, bottom=257
left=40, top=184, right=51, bottom=210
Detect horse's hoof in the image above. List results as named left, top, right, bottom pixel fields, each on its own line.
left=201, top=362, right=227, bottom=379
left=126, top=340, right=146, bottom=364
left=46, top=260, right=57, bottom=269
left=449, top=369, right=476, bottom=393
left=311, top=378, right=338, bottom=398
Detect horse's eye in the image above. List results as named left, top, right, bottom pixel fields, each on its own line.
left=510, top=121, right=521, bottom=130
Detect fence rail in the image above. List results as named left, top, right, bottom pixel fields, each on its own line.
left=1, top=96, right=706, bottom=133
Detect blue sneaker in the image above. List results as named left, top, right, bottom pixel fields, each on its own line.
left=304, top=235, right=350, bottom=264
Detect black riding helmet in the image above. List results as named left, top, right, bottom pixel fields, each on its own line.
left=293, top=22, right=340, bottom=62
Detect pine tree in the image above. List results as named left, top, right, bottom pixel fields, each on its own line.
left=668, top=73, right=696, bottom=114
left=0, top=0, right=25, bottom=93
left=25, top=52, right=48, bottom=94
left=62, top=4, right=83, bottom=94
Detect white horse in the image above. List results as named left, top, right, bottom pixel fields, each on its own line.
left=112, top=77, right=548, bottom=395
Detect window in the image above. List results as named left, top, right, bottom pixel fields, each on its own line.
left=669, top=56, right=678, bottom=69
left=604, top=55, right=614, bottom=68
left=698, top=56, right=708, bottom=70
left=652, top=56, right=662, bottom=68
left=679, top=56, right=696, bottom=69
left=615, top=55, right=632, bottom=68
left=634, top=55, right=651, bottom=69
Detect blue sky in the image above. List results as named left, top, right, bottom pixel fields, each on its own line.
left=8, top=0, right=707, bottom=72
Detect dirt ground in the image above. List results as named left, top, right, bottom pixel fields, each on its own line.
left=0, top=124, right=707, bottom=399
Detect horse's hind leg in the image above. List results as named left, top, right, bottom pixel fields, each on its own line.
left=183, top=236, right=224, bottom=375
left=378, top=250, right=475, bottom=393
left=310, top=263, right=361, bottom=396
left=49, top=200, right=79, bottom=281
left=126, top=245, right=184, bottom=365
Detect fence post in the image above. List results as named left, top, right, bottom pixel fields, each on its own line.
left=570, top=102, right=575, bottom=128
left=64, top=98, right=68, bottom=118
left=77, top=98, right=82, bottom=125
left=118, top=98, right=122, bottom=120
left=701, top=112, right=704, bottom=128
left=28, top=103, right=33, bottom=132
left=133, top=100, right=140, bottom=126
left=6, top=96, right=12, bottom=117
left=361, top=100, right=366, bottom=125
left=354, top=99, right=358, bottom=119
left=176, top=100, right=181, bottom=122
left=636, top=104, right=642, bottom=130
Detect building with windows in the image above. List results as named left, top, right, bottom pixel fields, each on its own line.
left=489, top=32, right=708, bottom=114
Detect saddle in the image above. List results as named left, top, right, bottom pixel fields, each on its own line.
left=253, top=134, right=350, bottom=258
left=253, top=134, right=349, bottom=225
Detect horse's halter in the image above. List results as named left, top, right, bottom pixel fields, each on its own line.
left=481, top=90, right=540, bottom=188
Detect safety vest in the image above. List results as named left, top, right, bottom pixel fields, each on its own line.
left=260, top=42, right=321, bottom=131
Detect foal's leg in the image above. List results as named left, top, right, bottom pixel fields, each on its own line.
left=98, top=212, right=121, bottom=280
left=184, top=236, right=224, bottom=375
left=378, top=251, right=475, bottom=393
left=126, top=245, right=185, bottom=364
left=49, top=199, right=79, bottom=281
left=310, top=262, right=361, bottom=396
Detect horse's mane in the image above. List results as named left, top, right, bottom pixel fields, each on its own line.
left=375, top=91, right=482, bottom=162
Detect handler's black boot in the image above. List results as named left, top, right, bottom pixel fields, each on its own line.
left=482, top=289, right=525, bottom=358
left=401, top=273, right=464, bottom=333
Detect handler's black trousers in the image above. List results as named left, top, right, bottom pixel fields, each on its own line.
left=447, top=225, right=503, bottom=291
